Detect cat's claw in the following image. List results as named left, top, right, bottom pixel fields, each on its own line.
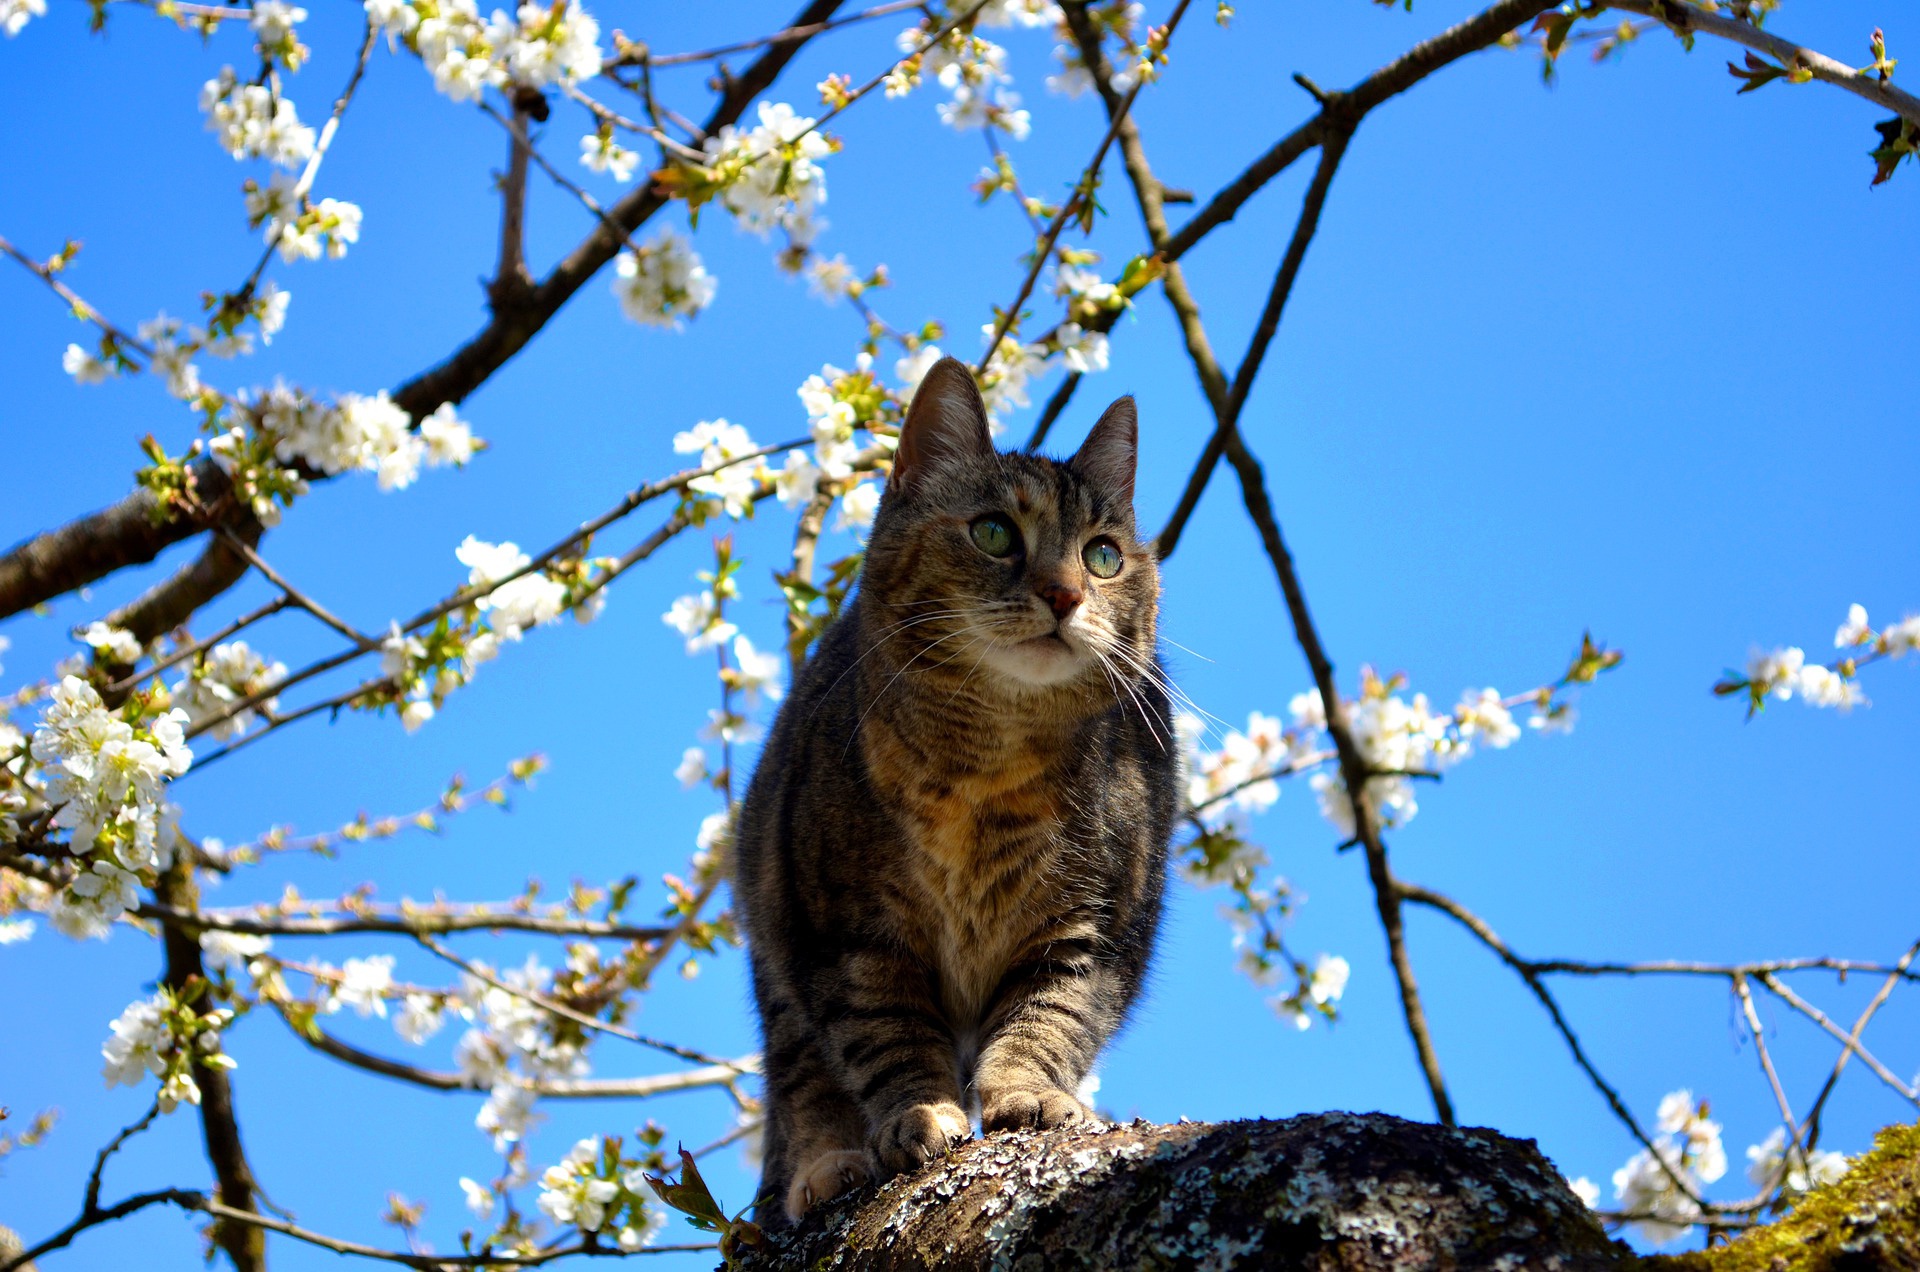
left=981, top=1087, right=1096, bottom=1134
left=784, top=1148, right=873, bottom=1222
left=871, top=1101, right=970, bottom=1175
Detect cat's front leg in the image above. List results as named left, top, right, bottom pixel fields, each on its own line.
left=974, top=943, right=1118, bottom=1134
left=818, top=948, right=970, bottom=1176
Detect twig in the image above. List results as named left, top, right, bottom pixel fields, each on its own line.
left=0, top=231, right=150, bottom=357
left=82, top=1100, right=162, bottom=1216
left=0, top=1188, right=207, bottom=1272
left=105, top=595, right=293, bottom=697
left=1761, top=967, right=1920, bottom=1111
left=1732, top=972, right=1806, bottom=1166
left=216, top=526, right=377, bottom=649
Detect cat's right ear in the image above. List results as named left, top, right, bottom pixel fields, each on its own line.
left=889, top=357, right=994, bottom=495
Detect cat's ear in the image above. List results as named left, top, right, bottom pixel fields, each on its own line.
left=890, top=357, right=994, bottom=495
left=1070, top=395, right=1137, bottom=505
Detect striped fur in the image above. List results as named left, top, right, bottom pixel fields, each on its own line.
left=733, top=359, right=1176, bottom=1224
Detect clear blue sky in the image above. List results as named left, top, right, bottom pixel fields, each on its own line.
left=2, top=1, right=1916, bottom=1266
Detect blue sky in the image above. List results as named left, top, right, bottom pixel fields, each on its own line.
left=2, top=1, right=1916, bottom=1267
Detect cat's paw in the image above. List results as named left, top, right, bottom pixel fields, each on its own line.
left=783, top=1148, right=873, bottom=1222
left=980, top=1087, right=1096, bottom=1134
left=870, top=1101, right=970, bottom=1175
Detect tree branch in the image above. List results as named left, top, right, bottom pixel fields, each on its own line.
left=155, top=864, right=266, bottom=1272
left=1607, top=0, right=1920, bottom=129
left=0, top=0, right=848, bottom=624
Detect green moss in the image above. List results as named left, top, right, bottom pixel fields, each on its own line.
left=1647, top=1121, right=1920, bottom=1272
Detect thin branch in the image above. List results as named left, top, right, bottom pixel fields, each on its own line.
left=0, top=1188, right=206, bottom=1272
left=140, top=901, right=673, bottom=942
left=278, top=1005, right=750, bottom=1099
left=491, top=103, right=536, bottom=309
left=82, top=1100, right=162, bottom=1216
left=1021, top=370, right=1083, bottom=453
left=105, top=594, right=293, bottom=698
left=1761, top=969, right=1920, bottom=1110
left=1396, top=879, right=1707, bottom=1208
left=1154, top=131, right=1349, bottom=559
left=1608, top=0, right=1920, bottom=129
left=1160, top=0, right=1557, bottom=261
left=105, top=514, right=267, bottom=655
left=1732, top=972, right=1806, bottom=1164
left=215, top=526, right=377, bottom=649
left=197, top=1199, right=717, bottom=1267
left=0, top=231, right=150, bottom=356
left=412, top=933, right=740, bottom=1069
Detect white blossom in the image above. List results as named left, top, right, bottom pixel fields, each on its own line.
left=1568, top=1176, right=1600, bottom=1209
left=704, top=101, right=833, bottom=242
left=174, top=640, right=286, bottom=740
left=420, top=402, right=481, bottom=467
left=2, top=0, right=47, bottom=37
left=201, top=69, right=315, bottom=167
left=773, top=450, right=823, bottom=510
left=731, top=636, right=784, bottom=706
left=1744, top=1127, right=1848, bottom=1196
left=496, top=0, right=602, bottom=89
left=895, top=344, right=943, bottom=396
left=199, top=930, right=271, bottom=977
left=1055, top=322, right=1109, bottom=374
left=0, top=918, right=35, bottom=945
left=459, top=1176, right=495, bottom=1220
left=674, top=418, right=764, bottom=518
left=807, top=253, right=855, bottom=302
left=1835, top=603, right=1872, bottom=648
left=332, top=955, right=396, bottom=1017
left=78, top=622, right=142, bottom=665
left=836, top=479, right=880, bottom=532
left=612, top=231, right=716, bottom=329
left=580, top=131, right=637, bottom=182
left=663, top=591, right=736, bottom=655
left=395, top=993, right=446, bottom=1044
left=1746, top=646, right=1805, bottom=702
left=62, top=343, right=113, bottom=384
left=1796, top=664, right=1867, bottom=710
left=675, top=746, right=708, bottom=788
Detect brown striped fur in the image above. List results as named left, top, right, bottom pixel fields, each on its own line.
left=732, top=358, right=1177, bottom=1224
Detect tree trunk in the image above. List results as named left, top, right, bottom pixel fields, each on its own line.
left=742, top=1113, right=1920, bottom=1272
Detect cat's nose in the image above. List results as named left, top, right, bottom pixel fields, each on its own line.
left=1038, top=581, right=1083, bottom=620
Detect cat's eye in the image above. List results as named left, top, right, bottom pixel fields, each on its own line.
left=970, top=515, right=1019, bottom=558
left=1083, top=538, right=1124, bottom=579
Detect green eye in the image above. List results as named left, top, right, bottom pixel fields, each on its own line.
left=1083, top=538, right=1124, bottom=579
left=970, top=515, right=1018, bottom=558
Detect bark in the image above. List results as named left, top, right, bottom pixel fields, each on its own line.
left=745, top=1112, right=1626, bottom=1271
left=745, top=1113, right=1920, bottom=1272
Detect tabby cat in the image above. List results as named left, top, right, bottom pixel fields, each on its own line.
left=732, top=356, right=1177, bottom=1224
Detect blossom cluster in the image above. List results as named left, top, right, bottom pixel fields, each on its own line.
left=29, top=677, right=191, bottom=939
left=63, top=288, right=289, bottom=396
left=209, top=387, right=478, bottom=522
left=367, top=0, right=603, bottom=101
left=612, top=231, right=717, bottom=329
left=173, top=639, right=287, bottom=740
left=202, top=69, right=315, bottom=168
left=886, top=5, right=1045, bottom=140
left=1182, top=670, right=1543, bottom=842
left=101, top=987, right=236, bottom=1113
left=1724, top=603, right=1917, bottom=715
left=700, top=101, right=835, bottom=246
left=1600, top=1090, right=1849, bottom=1244
left=535, top=1136, right=668, bottom=1250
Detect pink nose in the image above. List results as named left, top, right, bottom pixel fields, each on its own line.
left=1039, top=582, right=1083, bottom=620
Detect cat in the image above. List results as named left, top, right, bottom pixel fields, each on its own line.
left=732, top=356, right=1177, bottom=1224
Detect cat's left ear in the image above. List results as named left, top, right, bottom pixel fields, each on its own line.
left=1070, top=395, right=1137, bottom=505
left=890, top=357, right=995, bottom=495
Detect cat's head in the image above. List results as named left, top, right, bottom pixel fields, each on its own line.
left=859, top=356, right=1159, bottom=698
